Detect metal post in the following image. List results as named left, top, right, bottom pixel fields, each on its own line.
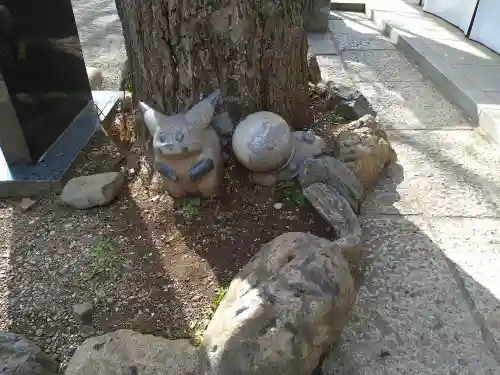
left=467, top=0, right=481, bottom=37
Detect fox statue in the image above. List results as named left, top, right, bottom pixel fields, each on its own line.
left=138, top=90, right=223, bottom=198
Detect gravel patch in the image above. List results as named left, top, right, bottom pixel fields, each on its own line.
left=72, top=0, right=126, bottom=89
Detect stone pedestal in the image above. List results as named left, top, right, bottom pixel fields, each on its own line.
left=305, top=0, right=331, bottom=32
left=0, top=72, right=31, bottom=165
left=0, top=0, right=120, bottom=197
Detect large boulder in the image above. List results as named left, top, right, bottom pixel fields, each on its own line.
left=65, top=330, right=198, bottom=375
left=200, top=232, right=355, bottom=375
left=60, top=172, right=124, bottom=209
left=299, top=156, right=364, bottom=213
left=0, top=332, right=59, bottom=375
left=303, top=183, right=363, bottom=269
left=337, top=115, right=396, bottom=187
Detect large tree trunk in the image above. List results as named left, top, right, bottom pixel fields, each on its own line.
left=115, top=0, right=310, bottom=129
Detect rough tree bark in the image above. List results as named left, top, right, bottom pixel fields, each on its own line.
left=115, top=0, right=310, bottom=129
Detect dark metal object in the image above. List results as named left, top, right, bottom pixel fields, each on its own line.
left=466, top=0, right=482, bottom=37
left=158, top=163, right=177, bottom=180
left=188, top=158, right=214, bottom=181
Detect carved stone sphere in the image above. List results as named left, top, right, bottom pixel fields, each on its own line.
left=232, top=111, right=294, bottom=173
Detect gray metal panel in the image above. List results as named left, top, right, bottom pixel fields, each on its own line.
left=469, top=0, right=500, bottom=54
left=423, top=0, right=476, bottom=33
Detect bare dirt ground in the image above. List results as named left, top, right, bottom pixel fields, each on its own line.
left=0, top=100, right=344, bottom=371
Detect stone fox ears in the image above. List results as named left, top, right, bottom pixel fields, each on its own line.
left=184, top=89, right=221, bottom=130
left=138, top=90, right=222, bottom=135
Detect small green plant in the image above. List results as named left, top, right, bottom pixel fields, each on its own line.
left=192, top=330, right=204, bottom=347
left=126, top=82, right=133, bottom=92
left=328, top=111, right=344, bottom=122
left=211, top=286, right=228, bottom=312
left=181, top=197, right=201, bottom=218
left=74, top=239, right=121, bottom=287
left=277, top=181, right=306, bottom=205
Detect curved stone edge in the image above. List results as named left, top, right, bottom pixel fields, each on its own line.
left=303, top=182, right=363, bottom=270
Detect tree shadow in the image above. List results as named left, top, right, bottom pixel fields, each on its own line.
left=321, top=161, right=500, bottom=371
left=1, top=133, right=190, bottom=369
left=170, top=163, right=336, bottom=287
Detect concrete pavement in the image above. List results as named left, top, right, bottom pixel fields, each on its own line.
left=310, top=9, right=500, bottom=374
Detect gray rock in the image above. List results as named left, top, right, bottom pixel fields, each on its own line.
left=20, top=197, right=36, bottom=211
left=65, top=330, right=198, bottom=375
left=200, top=232, right=355, bottom=375
left=60, top=172, right=124, bottom=209
left=298, top=156, right=363, bottom=212
left=308, top=54, right=322, bottom=84
left=86, top=67, right=104, bottom=90
left=250, top=172, right=277, bottom=186
left=72, top=302, right=93, bottom=323
left=337, top=115, right=397, bottom=187
left=0, top=332, right=59, bottom=375
left=210, top=112, right=234, bottom=137
left=322, top=81, right=376, bottom=121
left=251, top=131, right=327, bottom=183
left=303, top=183, right=363, bottom=269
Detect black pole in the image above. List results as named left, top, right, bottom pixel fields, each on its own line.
left=467, top=0, right=481, bottom=37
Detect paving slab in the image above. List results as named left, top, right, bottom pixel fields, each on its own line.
left=364, top=0, right=500, bottom=144
left=357, top=81, right=474, bottom=130
left=316, top=55, right=352, bottom=86
left=480, top=109, right=500, bottom=145
left=361, top=163, right=423, bottom=216
left=330, top=10, right=372, bottom=22
left=308, top=33, right=339, bottom=55
left=366, top=0, right=420, bottom=14
left=426, top=40, right=500, bottom=66
left=386, top=130, right=500, bottom=217
left=329, top=19, right=395, bottom=51
left=451, top=65, right=500, bottom=93
left=322, top=216, right=500, bottom=375
left=342, top=50, right=424, bottom=82
left=426, top=218, right=500, bottom=353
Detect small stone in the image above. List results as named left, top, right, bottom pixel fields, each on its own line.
left=59, top=266, right=69, bottom=275
left=273, top=203, right=283, bottom=210
left=61, top=172, right=125, bottom=209
left=73, top=302, right=94, bottom=323
left=320, top=81, right=376, bottom=121
left=20, top=197, right=36, bottom=211
left=106, top=298, right=114, bottom=305
left=121, top=91, right=133, bottom=110
left=86, top=67, right=104, bottom=90
left=251, top=172, right=277, bottom=186
left=36, top=329, right=43, bottom=337
left=307, top=53, right=322, bottom=84
left=210, top=112, right=234, bottom=137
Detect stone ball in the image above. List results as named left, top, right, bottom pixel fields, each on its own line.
left=232, top=111, right=294, bottom=173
